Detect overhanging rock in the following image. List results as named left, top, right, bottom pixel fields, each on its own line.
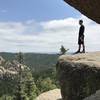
left=64, top=0, right=100, bottom=24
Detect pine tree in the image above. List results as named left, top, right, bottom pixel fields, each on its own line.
left=24, top=68, right=38, bottom=100
left=14, top=52, right=38, bottom=100
left=14, top=52, right=27, bottom=100
left=60, top=45, right=67, bottom=55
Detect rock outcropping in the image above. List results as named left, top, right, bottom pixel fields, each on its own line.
left=56, top=52, right=100, bottom=100
left=0, top=56, right=26, bottom=78
left=64, top=0, right=100, bottom=24
left=35, top=89, right=61, bottom=100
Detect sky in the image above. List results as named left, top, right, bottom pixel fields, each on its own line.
left=0, top=0, right=100, bottom=53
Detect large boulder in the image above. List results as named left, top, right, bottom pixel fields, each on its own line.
left=64, top=0, right=100, bottom=24
left=35, top=89, right=62, bottom=100
left=56, top=52, right=100, bottom=100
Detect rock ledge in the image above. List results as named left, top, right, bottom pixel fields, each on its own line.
left=57, top=52, right=100, bottom=100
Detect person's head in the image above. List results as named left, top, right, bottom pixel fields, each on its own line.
left=79, top=20, right=83, bottom=25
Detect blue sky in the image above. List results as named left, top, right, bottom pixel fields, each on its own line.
left=0, top=0, right=80, bottom=21
left=0, top=0, right=100, bottom=53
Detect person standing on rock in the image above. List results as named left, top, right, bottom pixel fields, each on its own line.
left=76, top=20, right=85, bottom=53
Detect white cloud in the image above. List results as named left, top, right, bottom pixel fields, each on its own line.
left=0, top=15, right=100, bottom=53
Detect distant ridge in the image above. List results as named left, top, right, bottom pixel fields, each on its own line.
left=0, top=52, right=58, bottom=73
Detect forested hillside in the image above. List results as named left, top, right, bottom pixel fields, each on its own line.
left=0, top=52, right=59, bottom=73
left=0, top=52, right=59, bottom=100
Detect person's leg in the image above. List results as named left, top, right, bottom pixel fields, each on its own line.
left=76, top=44, right=81, bottom=53
left=82, top=36, right=85, bottom=53
left=78, top=44, right=81, bottom=52
left=75, top=37, right=81, bottom=54
left=82, top=44, right=85, bottom=53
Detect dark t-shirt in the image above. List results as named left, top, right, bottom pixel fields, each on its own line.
left=79, top=25, right=85, bottom=37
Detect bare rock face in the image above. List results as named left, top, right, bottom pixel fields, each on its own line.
left=64, top=0, right=100, bottom=24
left=35, top=89, right=62, bottom=100
left=84, top=90, right=100, bottom=100
left=0, top=56, right=27, bottom=78
left=56, top=52, right=100, bottom=100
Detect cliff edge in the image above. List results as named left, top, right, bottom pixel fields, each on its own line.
left=56, top=52, right=100, bottom=100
